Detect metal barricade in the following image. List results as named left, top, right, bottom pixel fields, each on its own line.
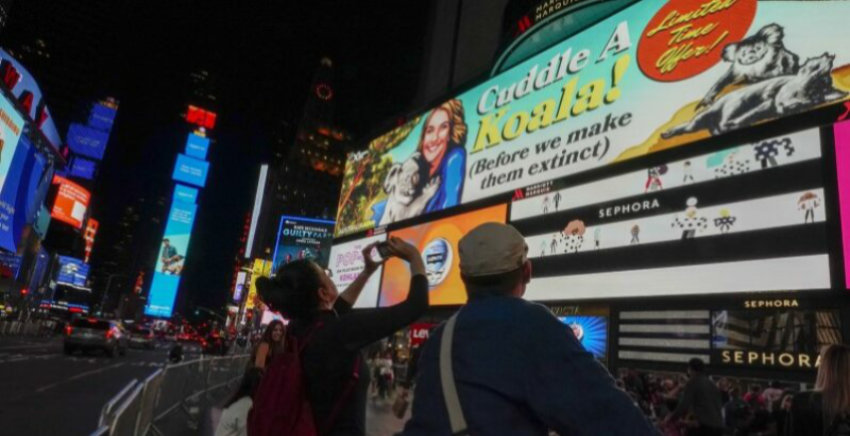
left=110, top=383, right=144, bottom=436
left=92, top=354, right=249, bottom=436
left=134, top=369, right=163, bottom=436
left=97, top=379, right=139, bottom=429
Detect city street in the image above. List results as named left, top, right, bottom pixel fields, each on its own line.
left=0, top=336, right=199, bottom=436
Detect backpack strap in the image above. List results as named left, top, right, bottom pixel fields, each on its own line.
left=440, top=311, right=469, bottom=436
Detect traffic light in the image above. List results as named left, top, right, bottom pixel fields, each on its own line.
left=20, top=288, right=28, bottom=296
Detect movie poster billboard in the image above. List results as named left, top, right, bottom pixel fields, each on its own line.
left=271, top=215, right=335, bottom=272
left=335, top=0, right=850, bottom=237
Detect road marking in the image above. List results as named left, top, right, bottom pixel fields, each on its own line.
left=34, top=362, right=126, bottom=393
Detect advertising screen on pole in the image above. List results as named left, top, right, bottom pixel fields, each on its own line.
left=271, top=215, right=335, bottom=273
left=66, top=123, right=110, bottom=160
left=51, top=175, right=90, bottom=229
left=56, top=255, right=89, bottom=288
left=172, top=153, right=209, bottom=188
left=335, top=0, right=850, bottom=238
left=185, top=133, right=210, bottom=160
left=144, top=199, right=198, bottom=317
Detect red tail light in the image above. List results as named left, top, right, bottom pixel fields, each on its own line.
left=65, top=326, right=73, bottom=336
left=105, top=329, right=114, bottom=340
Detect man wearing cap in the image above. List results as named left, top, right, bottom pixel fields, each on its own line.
left=402, top=223, right=656, bottom=435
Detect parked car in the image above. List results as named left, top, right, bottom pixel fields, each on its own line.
left=129, top=326, right=155, bottom=350
left=64, top=318, right=128, bottom=357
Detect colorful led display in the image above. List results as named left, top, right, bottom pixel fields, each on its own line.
left=172, top=153, right=209, bottom=188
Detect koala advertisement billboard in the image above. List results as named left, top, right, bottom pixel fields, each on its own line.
left=335, top=0, right=850, bottom=238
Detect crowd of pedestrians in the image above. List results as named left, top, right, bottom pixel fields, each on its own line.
left=207, top=222, right=849, bottom=436
left=618, top=346, right=850, bottom=436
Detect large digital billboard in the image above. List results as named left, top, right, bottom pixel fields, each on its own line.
left=513, top=129, right=832, bottom=300
left=380, top=204, right=507, bottom=307
left=56, top=255, right=89, bottom=288
left=0, top=49, right=62, bottom=149
left=327, top=234, right=387, bottom=309
left=66, top=123, right=110, bottom=160
left=0, top=93, right=25, bottom=198
left=186, top=105, right=217, bottom=129
left=144, top=199, right=198, bottom=317
left=271, top=215, right=335, bottom=272
left=0, top=135, right=47, bottom=252
left=172, top=153, right=209, bottom=188
left=335, top=0, right=850, bottom=237
left=51, top=175, right=90, bottom=229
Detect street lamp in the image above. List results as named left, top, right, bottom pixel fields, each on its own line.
left=99, top=274, right=127, bottom=315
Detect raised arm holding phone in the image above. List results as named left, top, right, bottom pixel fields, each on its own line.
left=255, top=236, right=427, bottom=436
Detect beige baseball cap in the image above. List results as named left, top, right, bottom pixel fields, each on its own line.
left=459, top=222, right=528, bottom=277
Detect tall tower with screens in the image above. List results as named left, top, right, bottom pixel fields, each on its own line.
left=143, top=106, right=214, bottom=318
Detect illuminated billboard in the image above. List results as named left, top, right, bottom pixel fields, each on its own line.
left=145, top=199, right=198, bottom=318
left=66, top=123, right=110, bottom=160
left=172, top=153, right=209, bottom=188
left=245, top=259, right=272, bottom=311
left=514, top=129, right=832, bottom=300
left=56, top=255, right=89, bottom=288
left=186, top=105, right=217, bottom=129
left=173, top=184, right=198, bottom=204
left=68, top=156, right=97, bottom=180
left=0, top=49, right=62, bottom=149
left=380, top=204, right=507, bottom=307
left=185, top=133, right=210, bottom=160
left=87, top=101, right=118, bottom=132
left=559, top=316, right=608, bottom=360
left=51, top=175, right=90, bottom=229
left=327, top=234, right=386, bottom=309
left=0, top=135, right=48, bottom=252
left=271, top=215, right=335, bottom=272
left=0, top=93, right=25, bottom=197
left=335, top=0, right=850, bottom=237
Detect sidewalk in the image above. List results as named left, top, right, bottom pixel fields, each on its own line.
left=366, top=391, right=411, bottom=436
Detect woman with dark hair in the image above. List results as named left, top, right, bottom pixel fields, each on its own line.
left=255, top=237, right=427, bottom=435
left=787, top=344, right=850, bottom=435
left=253, top=320, right=284, bottom=370
left=417, top=99, right=468, bottom=213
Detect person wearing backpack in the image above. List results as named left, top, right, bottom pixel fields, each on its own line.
left=402, top=223, right=656, bottom=435
left=253, top=237, right=427, bottom=436
left=787, top=344, right=850, bottom=436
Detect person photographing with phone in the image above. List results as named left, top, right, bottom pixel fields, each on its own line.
left=253, top=237, right=428, bottom=436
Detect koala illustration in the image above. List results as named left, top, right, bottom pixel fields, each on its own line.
left=379, top=152, right=440, bottom=226
left=698, top=24, right=799, bottom=109
left=663, top=53, right=846, bottom=138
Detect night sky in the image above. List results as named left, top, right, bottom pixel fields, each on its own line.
left=8, top=1, right=429, bottom=313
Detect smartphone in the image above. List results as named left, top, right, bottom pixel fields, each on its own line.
left=370, top=242, right=392, bottom=263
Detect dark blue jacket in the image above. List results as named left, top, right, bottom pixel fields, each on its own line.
left=402, top=294, right=658, bottom=436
